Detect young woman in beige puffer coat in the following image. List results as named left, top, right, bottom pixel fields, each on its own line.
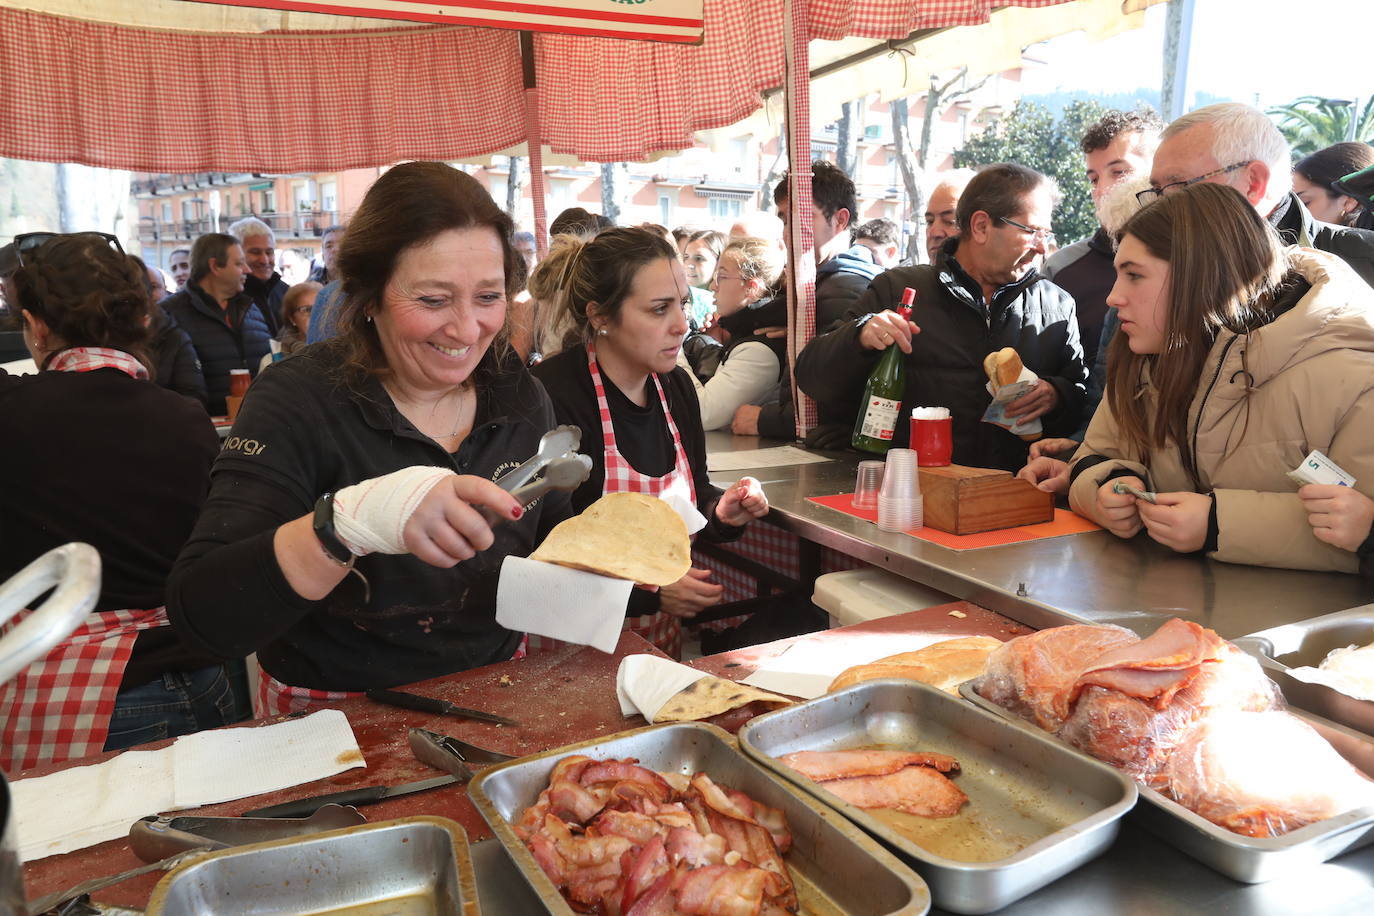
left=1068, top=183, right=1374, bottom=576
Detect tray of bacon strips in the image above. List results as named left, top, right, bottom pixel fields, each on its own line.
left=468, top=721, right=931, bottom=915
left=961, top=618, right=1374, bottom=884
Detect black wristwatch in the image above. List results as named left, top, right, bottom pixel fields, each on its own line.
left=313, top=492, right=356, bottom=567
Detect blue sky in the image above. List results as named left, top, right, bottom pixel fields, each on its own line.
left=1021, top=0, right=1371, bottom=111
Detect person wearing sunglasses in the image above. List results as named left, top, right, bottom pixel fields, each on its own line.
left=796, top=163, right=1088, bottom=472
left=0, top=232, right=238, bottom=769
left=1145, top=102, right=1374, bottom=288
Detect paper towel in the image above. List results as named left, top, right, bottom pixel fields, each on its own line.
left=615, top=654, right=711, bottom=721
left=497, top=555, right=634, bottom=654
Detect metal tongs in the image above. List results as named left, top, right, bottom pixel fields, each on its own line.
left=497, top=425, right=582, bottom=492
left=480, top=425, right=592, bottom=525
left=408, top=726, right=515, bottom=768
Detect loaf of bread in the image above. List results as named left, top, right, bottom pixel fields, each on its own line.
left=828, top=636, right=1005, bottom=695
left=983, top=347, right=1024, bottom=388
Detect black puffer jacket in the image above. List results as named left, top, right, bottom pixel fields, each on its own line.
left=243, top=272, right=289, bottom=336
left=1272, top=192, right=1374, bottom=288
left=795, top=243, right=1087, bottom=472
left=164, top=283, right=272, bottom=414
left=148, top=305, right=208, bottom=407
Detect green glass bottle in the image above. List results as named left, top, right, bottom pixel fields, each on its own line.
left=851, top=287, right=916, bottom=454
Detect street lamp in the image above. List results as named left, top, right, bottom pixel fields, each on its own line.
left=1321, top=97, right=1359, bottom=143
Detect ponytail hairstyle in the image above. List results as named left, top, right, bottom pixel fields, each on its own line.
left=12, top=234, right=152, bottom=373
left=1106, top=182, right=1287, bottom=484
left=533, top=226, right=677, bottom=355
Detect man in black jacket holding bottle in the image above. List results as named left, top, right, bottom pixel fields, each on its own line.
left=795, top=164, right=1087, bottom=472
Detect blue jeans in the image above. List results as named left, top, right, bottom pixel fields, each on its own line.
left=103, top=665, right=244, bottom=752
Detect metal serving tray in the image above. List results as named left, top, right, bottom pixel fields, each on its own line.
left=738, top=679, right=1137, bottom=914
left=1234, top=604, right=1374, bottom=736
left=961, top=681, right=1374, bottom=884
left=468, top=721, right=931, bottom=915
left=145, top=816, right=479, bottom=915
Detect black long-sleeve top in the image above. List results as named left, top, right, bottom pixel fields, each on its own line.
left=167, top=344, right=572, bottom=692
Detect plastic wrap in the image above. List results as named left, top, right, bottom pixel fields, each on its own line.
left=1057, top=645, right=1280, bottom=783
left=1161, top=710, right=1374, bottom=838
left=974, top=624, right=1138, bottom=731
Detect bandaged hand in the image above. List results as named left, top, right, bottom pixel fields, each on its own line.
left=334, top=467, right=521, bottom=566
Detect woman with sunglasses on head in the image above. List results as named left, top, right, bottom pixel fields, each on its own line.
left=168, top=163, right=572, bottom=715
left=1068, top=183, right=1374, bottom=577
left=0, top=232, right=236, bottom=770
left=531, top=227, right=769, bottom=658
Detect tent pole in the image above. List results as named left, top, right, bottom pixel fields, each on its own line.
left=520, top=30, right=549, bottom=257
left=783, top=0, right=816, bottom=438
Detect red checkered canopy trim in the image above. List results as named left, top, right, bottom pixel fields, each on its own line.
left=1, top=1, right=1073, bottom=170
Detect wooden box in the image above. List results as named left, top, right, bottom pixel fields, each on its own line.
left=917, top=464, right=1054, bottom=535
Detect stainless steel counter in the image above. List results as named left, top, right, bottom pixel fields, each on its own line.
left=706, top=433, right=1374, bottom=640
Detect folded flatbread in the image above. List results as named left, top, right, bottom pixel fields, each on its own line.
left=655, top=675, right=790, bottom=726
left=828, top=636, right=1004, bottom=695
left=530, top=492, right=691, bottom=586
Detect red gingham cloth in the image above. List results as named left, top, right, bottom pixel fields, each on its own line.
left=0, top=607, right=168, bottom=771
left=47, top=347, right=148, bottom=379
left=527, top=346, right=695, bottom=658
left=0, top=1, right=1074, bottom=170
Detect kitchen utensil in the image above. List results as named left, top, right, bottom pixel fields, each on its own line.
left=470, top=722, right=931, bottom=915
left=479, top=453, right=592, bottom=527
left=366, top=687, right=520, bottom=727
left=496, top=425, right=582, bottom=493
left=240, top=774, right=460, bottom=819
left=129, top=805, right=366, bottom=862
left=26, top=849, right=205, bottom=915
left=144, top=817, right=480, bottom=916
left=0, top=544, right=101, bottom=916
left=739, top=679, right=1137, bottom=914
left=409, top=727, right=514, bottom=768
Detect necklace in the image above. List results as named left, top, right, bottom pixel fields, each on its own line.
left=391, top=384, right=474, bottom=441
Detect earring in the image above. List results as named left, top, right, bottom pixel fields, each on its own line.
left=597, top=327, right=609, bottom=337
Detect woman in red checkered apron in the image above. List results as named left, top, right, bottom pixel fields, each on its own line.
left=0, top=233, right=239, bottom=770
left=529, top=227, right=771, bottom=659
left=166, top=163, right=572, bottom=717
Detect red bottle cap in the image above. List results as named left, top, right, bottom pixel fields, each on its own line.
left=897, top=287, right=916, bottom=320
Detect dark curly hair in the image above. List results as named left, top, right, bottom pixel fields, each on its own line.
left=13, top=234, right=152, bottom=372
left=1080, top=108, right=1164, bottom=154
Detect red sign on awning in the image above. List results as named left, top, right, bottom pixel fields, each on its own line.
left=179, top=0, right=705, bottom=42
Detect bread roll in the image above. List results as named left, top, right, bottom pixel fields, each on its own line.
left=983, top=347, right=1023, bottom=388
left=828, top=636, right=1004, bottom=695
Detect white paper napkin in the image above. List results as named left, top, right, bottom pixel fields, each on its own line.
left=981, top=365, right=1042, bottom=439
left=616, top=654, right=711, bottom=721
left=12, top=709, right=363, bottom=862
left=661, top=490, right=708, bottom=535
left=497, top=555, right=634, bottom=654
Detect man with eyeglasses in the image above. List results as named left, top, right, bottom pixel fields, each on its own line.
left=1146, top=102, right=1374, bottom=287
left=796, top=163, right=1087, bottom=472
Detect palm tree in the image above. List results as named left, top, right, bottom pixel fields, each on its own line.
left=1267, top=96, right=1374, bottom=157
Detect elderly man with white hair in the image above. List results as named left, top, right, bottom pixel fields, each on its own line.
left=1145, top=102, right=1374, bottom=286
left=229, top=216, right=288, bottom=335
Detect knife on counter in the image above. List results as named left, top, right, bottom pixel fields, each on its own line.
left=365, top=687, right=520, bottom=727
left=241, top=774, right=460, bottom=819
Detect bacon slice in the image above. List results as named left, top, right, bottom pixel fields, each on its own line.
left=676, top=864, right=769, bottom=916
left=778, top=749, right=958, bottom=782
left=822, top=765, right=968, bottom=818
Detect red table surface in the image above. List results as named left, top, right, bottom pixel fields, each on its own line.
left=19, top=602, right=1027, bottom=908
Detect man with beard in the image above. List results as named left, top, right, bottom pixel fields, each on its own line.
left=795, top=163, right=1086, bottom=471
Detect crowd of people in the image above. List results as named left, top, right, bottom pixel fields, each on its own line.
left=1, top=100, right=1372, bottom=770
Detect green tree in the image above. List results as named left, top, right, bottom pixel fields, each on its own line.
left=952, top=99, right=1107, bottom=245
left=1267, top=96, right=1374, bottom=157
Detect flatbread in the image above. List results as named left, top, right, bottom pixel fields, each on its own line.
left=828, top=636, right=1004, bottom=695
left=655, top=675, right=791, bottom=724
left=530, top=492, right=690, bottom=586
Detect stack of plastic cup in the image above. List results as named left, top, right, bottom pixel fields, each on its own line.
left=852, top=460, right=885, bottom=510
left=877, top=448, right=923, bottom=531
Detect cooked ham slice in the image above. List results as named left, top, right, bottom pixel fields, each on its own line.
left=977, top=624, right=1139, bottom=730
left=1069, top=619, right=1225, bottom=710
left=778, top=749, right=958, bottom=782
left=822, top=765, right=968, bottom=818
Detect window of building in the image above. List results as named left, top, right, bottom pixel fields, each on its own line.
left=261, top=188, right=277, bottom=212
left=658, top=193, right=673, bottom=226
left=320, top=181, right=338, bottom=212
left=489, top=175, right=508, bottom=205
left=708, top=197, right=743, bottom=221
left=161, top=202, right=172, bottom=223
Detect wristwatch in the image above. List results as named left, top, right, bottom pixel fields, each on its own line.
left=313, top=492, right=356, bottom=567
